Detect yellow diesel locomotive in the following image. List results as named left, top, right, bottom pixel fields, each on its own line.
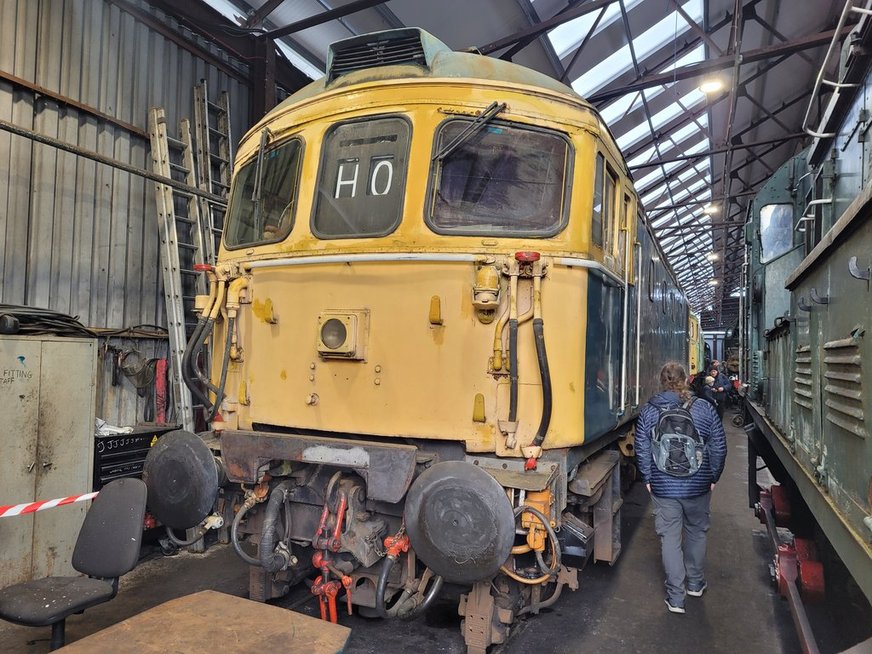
left=144, top=28, right=689, bottom=653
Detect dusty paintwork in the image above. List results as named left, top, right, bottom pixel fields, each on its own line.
left=0, top=336, right=96, bottom=586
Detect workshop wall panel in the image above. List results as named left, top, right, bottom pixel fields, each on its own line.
left=0, top=0, right=251, bottom=330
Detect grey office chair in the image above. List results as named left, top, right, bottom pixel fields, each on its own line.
left=0, top=477, right=147, bottom=650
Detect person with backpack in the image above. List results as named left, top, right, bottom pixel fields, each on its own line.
left=634, top=361, right=727, bottom=614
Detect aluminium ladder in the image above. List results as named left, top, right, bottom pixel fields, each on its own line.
left=193, top=80, right=233, bottom=261
left=148, top=110, right=217, bottom=432
left=148, top=85, right=233, bottom=435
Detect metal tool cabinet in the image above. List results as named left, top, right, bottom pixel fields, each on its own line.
left=0, top=335, right=96, bottom=586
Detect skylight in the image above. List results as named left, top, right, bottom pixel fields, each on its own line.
left=571, top=0, right=704, bottom=98
left=546, top=0, right=639, bottom=59
left=615, top=88, right=707, bottom=151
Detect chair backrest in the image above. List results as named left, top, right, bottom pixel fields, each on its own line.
left=72, top=478, right=147, bottom=579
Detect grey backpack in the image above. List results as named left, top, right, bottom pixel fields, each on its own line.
left=651, top=399, right=705, bottom=477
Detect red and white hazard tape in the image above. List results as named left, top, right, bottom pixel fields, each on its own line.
left=0, top=492, right=98, bottom=518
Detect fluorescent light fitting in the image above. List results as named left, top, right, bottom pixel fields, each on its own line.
left=708, top=279, right=720, bottom=286
left=699, top=79, right=724, bottom=94
left=702, top=203, right=719, bottom=215
left=706, top=252, right=719, bottom=261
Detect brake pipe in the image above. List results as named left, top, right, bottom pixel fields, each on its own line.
left=530, top=261, right=552, bottom=451
left=188, top=279, right=226, bottom=393
left=491, top=303, right=510, bottom=371
left=508, top=260, right=520, bottom=423
left=500, top=505, right=561, bottom=585
left=182, top=271, right=219, bottom=408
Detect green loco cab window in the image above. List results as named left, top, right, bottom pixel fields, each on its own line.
left=224, top=138, right=303, bottom=248
left=312, top=116, right=411, bottom=239
left=428, top=120, right=570, bottom=236
left=759, top=203, right=794, bottom=263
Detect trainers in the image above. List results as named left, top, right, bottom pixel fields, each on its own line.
left=687, top=582, right=708, bottom=597
left=665, top=599, right=686, bottom=614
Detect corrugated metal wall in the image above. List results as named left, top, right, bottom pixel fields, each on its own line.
left=0, top=0, right=254, bottom=425
left=0, top=0, right=250, bottom=325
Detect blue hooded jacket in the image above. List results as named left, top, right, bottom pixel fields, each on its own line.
left=635, top=391, right=727, bottom=498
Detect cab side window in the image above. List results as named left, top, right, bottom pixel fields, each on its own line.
left=592, top=153, right=617, bottom=251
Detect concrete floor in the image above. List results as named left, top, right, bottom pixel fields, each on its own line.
left=1, top=417, right=869, bottom=653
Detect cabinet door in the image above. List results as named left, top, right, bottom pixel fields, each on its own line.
left=0, top=339, right=41, bottom=586
left=32, top=339, right=96, bottom=578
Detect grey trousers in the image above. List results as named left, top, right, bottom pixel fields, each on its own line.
left=651, top=491, right=712, bottom=605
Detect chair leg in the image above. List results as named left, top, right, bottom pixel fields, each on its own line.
left=49, top=619, right=66, bottom=651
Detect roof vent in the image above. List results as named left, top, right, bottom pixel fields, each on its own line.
left=327, top=28, right=430, bottom=82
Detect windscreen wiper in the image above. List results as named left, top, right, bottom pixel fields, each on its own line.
left=433, top=102, right=506, bottom=162
left=250, top=126, right=272, bottom=231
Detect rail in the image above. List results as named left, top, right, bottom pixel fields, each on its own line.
left=757, top=492, right=821, bottom=654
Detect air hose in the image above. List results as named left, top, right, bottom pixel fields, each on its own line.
left=205, top=315, right=234, bottom=423
left=499, top=505, right=562, bottom=585
left=165, top=525, right=206, bottom=547
left=181, top=316, right=211, bottom=410
left=260, top=481, right=294, bottom=572
left=508, top=264, right=520, bottom=423
left=508, top=319, right=519, bottom=422
left=375, top=556, right=443, bottom=620
left=231, top=497, right=262, bottom=566
left=531, top=317, right=552, bottom=448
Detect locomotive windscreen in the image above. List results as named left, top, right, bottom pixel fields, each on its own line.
left=224, top=138, right=303, bottom=248
left=312, top=116, right=411, bottom=238
left=428, top=120, right=570, bottom=236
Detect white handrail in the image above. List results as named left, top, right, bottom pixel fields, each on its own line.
left=801, top=0, right=870, bottom=139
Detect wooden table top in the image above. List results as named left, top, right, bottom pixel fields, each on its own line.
left=58, top=590, right=350, bottom=653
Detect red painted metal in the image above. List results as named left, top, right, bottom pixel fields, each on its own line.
left=155, top=358, right=168, bottom=424
left=794, top=538, right=825, bottom=603
left=311, top=575, right=342, bottom=623
left=515, top=251, right=541, bottom=262
left=383, top=533, right=410, bottom=558
left=794, top=538, right=818, bottom=562
left=758, top=486, right=821, bottom=654
left=799, top=559, right=825, bottom=604
left=770, top=484, right=792, bottom=527
left=776, top=543, right=797, bottom=598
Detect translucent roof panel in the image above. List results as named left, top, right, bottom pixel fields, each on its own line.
left=615, top=88, right=706, bottom=151
left=545, top=0, right=643, bottom=59
left=570, top=0, right=703, bottom=98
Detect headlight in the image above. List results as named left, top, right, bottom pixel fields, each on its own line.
left=320, top=318, right=347, bottom=350
left=316, top=311, right=368, bottom=360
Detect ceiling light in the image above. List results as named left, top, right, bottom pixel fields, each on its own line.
left=699, top=79, right=724, bottom=94
left=706, top=253, right=719, bottom=261
left=702, top=203, right=718, bottom=215
left=708, top=279, right=720, bottom=286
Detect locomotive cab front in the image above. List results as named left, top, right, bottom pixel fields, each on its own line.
left=142, top=28, right=689, bottom=653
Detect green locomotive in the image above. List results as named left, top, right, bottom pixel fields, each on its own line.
left=743, top=20, right=872, bottom=611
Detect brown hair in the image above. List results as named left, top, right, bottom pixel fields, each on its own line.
left=659, top=361, right=690, bottom=399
